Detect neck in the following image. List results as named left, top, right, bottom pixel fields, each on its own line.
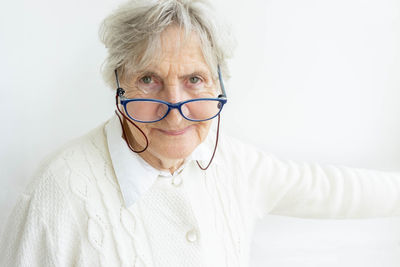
left=139, top=151, right=185, bottom=174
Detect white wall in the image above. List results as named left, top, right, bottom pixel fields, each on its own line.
left=1, top=0, right=399, bottom=266
left=221, top=0, right=400, bottom=170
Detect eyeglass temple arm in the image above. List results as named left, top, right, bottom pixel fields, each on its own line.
left=217, top=65, right=227, bottom=98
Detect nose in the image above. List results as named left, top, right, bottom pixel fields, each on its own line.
left=163, top=83, right=185, bottom=124
left=163, top=81, right=184, bottom=103
left=164, top=107, right=184, bottom=125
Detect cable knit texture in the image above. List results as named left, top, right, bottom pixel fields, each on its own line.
left=1, top=121, right=400, bottom=267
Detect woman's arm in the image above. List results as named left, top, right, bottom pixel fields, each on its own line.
left=246, top=149, right=400, bottom=220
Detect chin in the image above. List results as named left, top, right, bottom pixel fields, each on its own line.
left=154, top=140, right=198, bottom=160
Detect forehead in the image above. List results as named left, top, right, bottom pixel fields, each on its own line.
left=160, top=26, right=200, bottom=55
left=146, top=26, right=211, bottom=74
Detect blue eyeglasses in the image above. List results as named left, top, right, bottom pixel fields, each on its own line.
left=115, top=66, right=227, bottom=123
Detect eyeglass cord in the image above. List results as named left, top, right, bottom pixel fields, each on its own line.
left=196, top=114, right=220, bottom=170
left=115, top=92, right=149, bottom=153
left=114, top=91, right=221, bottom=171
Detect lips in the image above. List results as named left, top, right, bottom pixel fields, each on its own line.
left=157, top=125, right=192, bottom=136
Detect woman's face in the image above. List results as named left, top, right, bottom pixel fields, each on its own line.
left=121, top=26, right=218, bottom=164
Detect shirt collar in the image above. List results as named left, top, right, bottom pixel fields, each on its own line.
left=105, top=114, right=219, bottom=207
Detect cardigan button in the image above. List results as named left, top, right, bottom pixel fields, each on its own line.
left=172, top=176, right=183, bottom=187
left=186, top=229, right=198, bottom=243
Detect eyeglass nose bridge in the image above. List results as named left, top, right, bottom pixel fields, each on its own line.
left=161, top=101, right=187, bottom=120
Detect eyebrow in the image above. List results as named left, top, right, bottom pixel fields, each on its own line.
left=179, top=71, right=211, bottom=80
left=136, top=69, right=212, bottom=80
left=136, top=71, right=161, bottom=80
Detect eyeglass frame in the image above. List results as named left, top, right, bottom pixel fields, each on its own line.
left=115, top=65, right=228, bottom=123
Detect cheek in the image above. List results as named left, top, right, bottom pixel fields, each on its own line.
left=195, top=121, right=212, bottom=142
left=128, top=122, right=152, bottom=145
left=137, top=123, right=151, bottom=135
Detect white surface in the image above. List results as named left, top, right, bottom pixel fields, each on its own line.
left=0, top=0, right=399, bottom=266
left=251, top=215, right=400, bottom=267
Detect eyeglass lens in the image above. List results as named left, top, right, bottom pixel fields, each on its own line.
left=125, top=99, right=222, bottom=122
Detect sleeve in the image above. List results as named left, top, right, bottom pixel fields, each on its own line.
left=244, top=148, right=400, bottom=220
left=0, top=175, right=85, bottom=267
left=0, top=193, right=57, bottom=267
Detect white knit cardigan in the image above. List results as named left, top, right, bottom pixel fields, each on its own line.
left=1, top=121, right=400, bottom=267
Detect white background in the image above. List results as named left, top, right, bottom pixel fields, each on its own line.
left=1, top=0, right=400, bottom=266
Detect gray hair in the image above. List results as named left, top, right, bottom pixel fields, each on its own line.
left=99, top=0, right=236, bottom=89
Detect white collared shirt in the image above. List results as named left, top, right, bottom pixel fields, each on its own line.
left=104, top=114, right=217, bottom=207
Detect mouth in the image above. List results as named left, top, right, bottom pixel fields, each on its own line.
left=157, top=125, right=192, bottom=136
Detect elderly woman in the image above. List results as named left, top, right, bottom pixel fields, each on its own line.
left=1, top=0, right=400, bottom=266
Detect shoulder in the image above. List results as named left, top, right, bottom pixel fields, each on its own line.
left=9, top=119, right=118, bottom=233
left=216, top=132, right=271, bottom=163
left=0, top=122, right=114, bottom=266
left=214, top=132, right=290, bottom=180
left=23, top=120, right=113, bottom=200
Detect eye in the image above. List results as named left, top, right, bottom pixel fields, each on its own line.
left=189, top=76, right=201, bottom=84
left=140, top=76, right=152, bottom=84
left=136, top=74, right=162, bottom=94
